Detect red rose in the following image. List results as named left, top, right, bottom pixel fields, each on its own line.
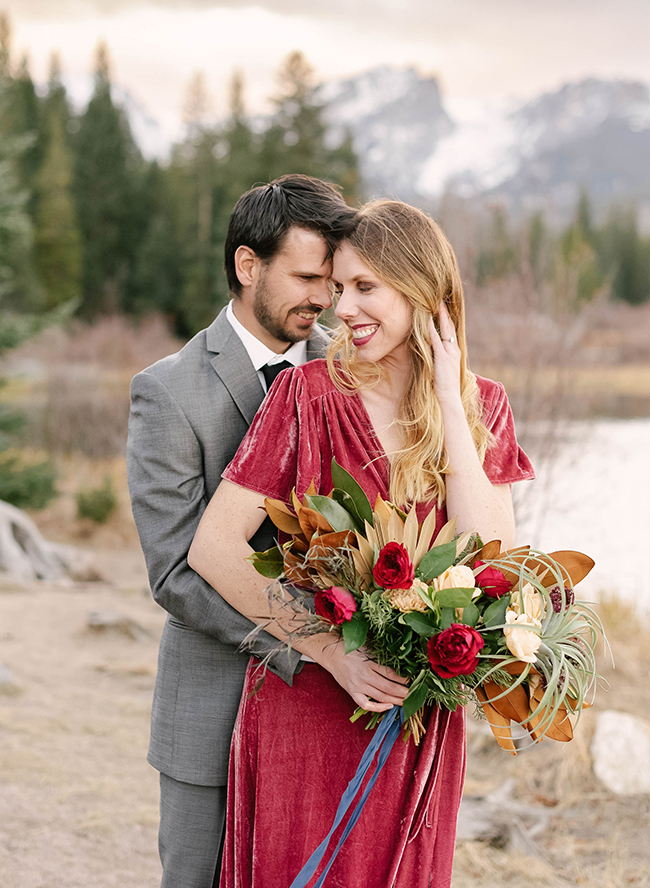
left=427, top=624, right=484, bottom=678
left=474, top=560, right=512, bottom=598
left=314, top=586, right=357, bottom=625
left=372, top=542, right=415, bottom=590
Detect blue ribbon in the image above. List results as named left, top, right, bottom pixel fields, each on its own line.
left=289, top=705, right=404, bottom=888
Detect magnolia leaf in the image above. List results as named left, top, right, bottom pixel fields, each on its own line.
left=440, top=606, right=455, bottom=630
left=402, top=611, right=438, bottom=636
left=264, top=498, right=302, bottom=535
left=247, top=546, right=284, bottom=579
left=483, top=596, right=510, bottom=628
left=435, top=587, right=475, bottom=608
left=305, top=495, right=357, bottom=533
left=475, top=686, right=517, bottom=754
left=475, top=539, right=502, bottom=561
left=546, top=550, right=595, bottom=587
left=342, top=611, right=368, bottom=653
left=417, top=541, right=457, bottom=580
left=330, top=458, right=374, bottom=525
left=461, top=602, right=480, bottom=627
left=481, top=679, right=530, bottom=724
left=331, top=489, right=365, bottom=530
left=403, top=680, right=428, bottom=721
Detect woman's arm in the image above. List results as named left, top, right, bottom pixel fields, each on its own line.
left=429, top=306, right=516, bottom=548
left=188, top=479, right=408, bottom=711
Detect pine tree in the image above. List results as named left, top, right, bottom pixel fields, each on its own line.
left=259, top=51, right=359, bottom=198
left=34, top=109, right=82, bottom=309
left=73, top=41, right=146, bottom=315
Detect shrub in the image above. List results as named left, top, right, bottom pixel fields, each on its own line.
left=0, top=450, right=58, bottom=509
left=75, top=476, right=117, bottom=523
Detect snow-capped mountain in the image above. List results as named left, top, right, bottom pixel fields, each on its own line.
left=322, top=69, right=650, bottom=217
left=318, top=67, right=454, bottom=199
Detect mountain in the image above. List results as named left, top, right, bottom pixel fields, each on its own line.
left=317, top=67, right=454, bottom=199
left=321, top=70, right=650, bottom=218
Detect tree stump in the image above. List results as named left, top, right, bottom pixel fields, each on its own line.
left=0, top=500, right=65, bottom=583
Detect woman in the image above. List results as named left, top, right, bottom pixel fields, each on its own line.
left=189, top=200, right=534, bottom=887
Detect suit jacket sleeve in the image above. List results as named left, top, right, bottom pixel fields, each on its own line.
left=127, top=368, right=301, bottom=683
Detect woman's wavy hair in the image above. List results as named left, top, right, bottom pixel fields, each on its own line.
left=327, top=199, right=492, bottom=507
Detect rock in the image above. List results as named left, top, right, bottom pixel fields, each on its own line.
left=86, top=610, right=154, bottom=642
left=49, top=543, right=104, bottom=583
left=457, top=778, right=551, bottom=856
left=0, top=662, right=22, bottom=695
left=591, top=710, right=650, bottom=795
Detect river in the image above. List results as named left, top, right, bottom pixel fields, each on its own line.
left=513, top=418, right=650, bottom=618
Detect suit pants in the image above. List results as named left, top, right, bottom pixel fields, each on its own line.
left=159, top=773, right=226, bottom=888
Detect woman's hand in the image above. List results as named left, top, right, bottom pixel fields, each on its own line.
left=306, top=635, right=409, bottom=712
left=428, top=302, right=462, bottom=407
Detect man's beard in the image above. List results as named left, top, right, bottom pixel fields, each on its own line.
left=252, top=274, right=322, bottom=344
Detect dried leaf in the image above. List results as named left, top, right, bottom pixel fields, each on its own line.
left=413, top=509, right=440, bottom=566
left=387, top=508, right=405, bottom=545
left=455, top=531, right=474, bottom=558
left=475, top=686, right=517, bottom=754
left=474, top=539, right=502, bottom=562
left=481, top=680, right=530, bottom=724
left=297, top=506, right=333, bottom=542
left=374, top=495, right=393, bottom=525
left=264, top=498, right=302, bottom=535
left=546, top=550, right=595, bottom=586
left=433, top=516, right=457, bottom=547
left=402, top=505, right=419, bottom=559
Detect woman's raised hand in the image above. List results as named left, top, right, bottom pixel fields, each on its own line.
left=428, top=302, right=462, bottom=407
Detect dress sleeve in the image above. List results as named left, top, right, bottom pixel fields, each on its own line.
left=222, top=367, right=320, bottom=502
left=480, top=379, right=535, bottom=485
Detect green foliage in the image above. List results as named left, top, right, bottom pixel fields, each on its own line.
left=75, top=475, right=117, bottom=523
left=34, top=110, right=82, bottom=308
left=0, top=450, right=57, bottom=509
left=72, top=42, right=147, bottom=316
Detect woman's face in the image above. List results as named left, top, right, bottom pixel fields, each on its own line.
left=332, top=242, right=413, bottom=367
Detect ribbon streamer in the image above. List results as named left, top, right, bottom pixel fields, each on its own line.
left=289, top=705, right=404, bottom=888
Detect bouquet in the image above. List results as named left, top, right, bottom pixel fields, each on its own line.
left=250, top=459, right=607, bottom=753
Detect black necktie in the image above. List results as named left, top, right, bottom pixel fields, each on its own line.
left=261, top=360, right=293, bottom=390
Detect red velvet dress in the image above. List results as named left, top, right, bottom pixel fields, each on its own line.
left=221, top=360, right=534, bottom=888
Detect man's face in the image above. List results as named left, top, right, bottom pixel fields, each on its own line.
left=246, top=227, right=333, bottom=349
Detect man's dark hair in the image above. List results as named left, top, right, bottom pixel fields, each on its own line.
left=225, top=174, right=357, bottom=295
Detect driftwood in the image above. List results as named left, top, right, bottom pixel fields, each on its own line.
left=0, top=500, right=64, bottom=583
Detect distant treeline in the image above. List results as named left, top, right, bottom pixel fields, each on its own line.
left=0, top=11, right=648, bottom=343
left=0, top=20, right=358, bottom=337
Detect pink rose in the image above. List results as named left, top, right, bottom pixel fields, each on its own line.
left=474, top=560, right=512, bottom=598
left=314, top=586, right=357, bottom=625
left=373, top=542, right=415, bottom=590
left=427, top=624, right=485, bottom=678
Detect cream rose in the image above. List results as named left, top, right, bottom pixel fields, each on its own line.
left=433, top=565, right=476, bottom=591
left=510, top=582, right=545, bottom=622
left=503, top=610, right=542, bottom=663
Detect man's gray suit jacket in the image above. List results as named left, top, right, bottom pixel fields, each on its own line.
left=127, top=307, right=328, bottom=787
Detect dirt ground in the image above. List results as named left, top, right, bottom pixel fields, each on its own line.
left=0, top=469, right=649, bottom=888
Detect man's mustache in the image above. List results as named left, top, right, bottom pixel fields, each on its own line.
left=289, top=305, right=324, bottom=316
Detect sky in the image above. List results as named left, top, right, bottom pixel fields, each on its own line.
left=4, top=0, right=650, bottom=144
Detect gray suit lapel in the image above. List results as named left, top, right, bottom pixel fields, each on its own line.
left=206, top=308, right=331, bottom=424
left=206, top=310, right=265, bottom=426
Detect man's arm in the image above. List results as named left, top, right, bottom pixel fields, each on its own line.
left=126, top=368, right=301, bottom=682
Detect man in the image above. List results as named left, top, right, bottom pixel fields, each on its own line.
left=127, top=175, right=357, bottom=888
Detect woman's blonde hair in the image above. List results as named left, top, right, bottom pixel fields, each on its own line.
left=327, top=199, right=492, bottom=507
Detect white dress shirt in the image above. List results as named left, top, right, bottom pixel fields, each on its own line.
left=226, top=301, right=307, bottom=392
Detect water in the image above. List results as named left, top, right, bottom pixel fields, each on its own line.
left=513, top=419, right=650, bottom=618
